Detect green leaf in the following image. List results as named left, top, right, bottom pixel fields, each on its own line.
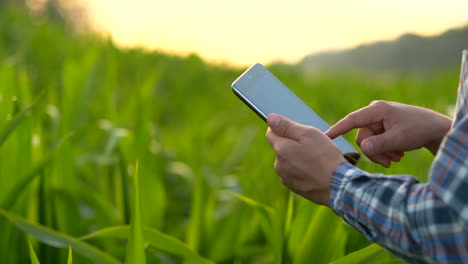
left=227, top=191, right=282, bottom=263
left=0, top=90, right=44, bottom=148
left=187, top=171, right=205, bottom=252
left=287, top=199, right=318, bottom=257
left=28, top=240, right=40, bottom=264
left=226, top=191, right=275, bottom=215
left=125, top=159, right=146, bottom=264
left=67, top=246, right=73, bottom=264
left=81, top=225, right=213, bottom=264
left=0, top=210, right=120, bottom=264
left=294, top=206, right=347, bottom=264
left=284, top=192, right=294, bottom=237
left=330, top=243, right=404, bottom=264
left=330, top=244, right=382, bottom=264
left=0, top=132, right=73, bottom=209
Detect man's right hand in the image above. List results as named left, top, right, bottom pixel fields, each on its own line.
left=325, top=100, right=452, bottom=167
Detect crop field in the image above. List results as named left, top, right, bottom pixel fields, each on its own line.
left=0, top=3, right=460, bottom=264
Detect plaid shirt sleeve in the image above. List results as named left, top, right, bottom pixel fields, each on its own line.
left=329, top=52, right=468, bottom=264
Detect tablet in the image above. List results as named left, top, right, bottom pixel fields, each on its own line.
left=232, top=63, right=360, bottom=165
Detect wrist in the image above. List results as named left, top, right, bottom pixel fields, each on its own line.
left=424, top=116, right=452, bottom=155
left=302, top=156, right=346, bottom=206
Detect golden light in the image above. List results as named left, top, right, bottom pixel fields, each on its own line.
left=79, top=0, right=468, bottom=66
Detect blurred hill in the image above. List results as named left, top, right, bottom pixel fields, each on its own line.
left=300, top=25, right=468, bottom=73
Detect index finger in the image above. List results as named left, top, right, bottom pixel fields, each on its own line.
left=325, top=104, right=386, bottom=139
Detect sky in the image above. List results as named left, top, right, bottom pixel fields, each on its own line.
left=80, top=0, right=468, bottom=67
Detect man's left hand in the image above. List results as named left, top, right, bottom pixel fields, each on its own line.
left=266, top=113, right=346, bottom=206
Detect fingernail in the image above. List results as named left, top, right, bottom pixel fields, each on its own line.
left=362, top=140, right=374, bottom=155
left=268, top=114, right=280, bottom=127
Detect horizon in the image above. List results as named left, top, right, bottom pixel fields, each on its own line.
left=79, top=0, right=468, bottom=67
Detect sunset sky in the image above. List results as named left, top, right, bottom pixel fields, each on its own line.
left=80, top=0, right=468, bottom=66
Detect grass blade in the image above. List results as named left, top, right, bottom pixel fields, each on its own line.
left=125, top=159, right=146, bottom=264
left=294, top=206, right=347, bottom=264
left=187, top=172, right=204, bottom=252
left=227, top=191, right=282, bottom=263
left=28, top=240, right=41, bottom=264
left=287, top=199, right=318, bottom=258
left=0, top=90, right=44, bottom=148
left=67, top=246, right=73, bottom=264
left=284, top=192, right=294, bottom=236
left=0, top=210, right=120, bottom=264
left=330, top=244, right=404, bottom=264
left=81, top=225, right=213, bottom=264
left=226, top=191, right=275, bottom=214
left=0, top=132, right=73, bottom=209
left=330, top=244, right=382, bottom=264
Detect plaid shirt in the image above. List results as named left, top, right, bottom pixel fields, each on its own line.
left=330, top=50, right=468, bottom=264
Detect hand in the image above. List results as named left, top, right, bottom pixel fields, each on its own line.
left=325, top=100, right=452, bottom=167
left=266, top=114, right=346, bottom=206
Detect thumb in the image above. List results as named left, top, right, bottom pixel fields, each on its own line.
left=267, top=114, right=305, bottom=141
left=361, top=130, right=398, bottom=155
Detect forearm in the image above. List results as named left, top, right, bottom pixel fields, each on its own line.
left=330, top=163, right=468, bottom=263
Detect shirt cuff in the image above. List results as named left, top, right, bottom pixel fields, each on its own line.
left=329, top=161, right=362, bottom=210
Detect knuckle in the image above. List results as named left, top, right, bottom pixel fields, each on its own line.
left=304, top=126, right=319, bottom=137
left=280, top=121, right=292, bottom=137
left=370, top=100, right=383, bottom=105
left=275, top=142, right=291, bottom=158
left=370, top=100, right=389, bottom=109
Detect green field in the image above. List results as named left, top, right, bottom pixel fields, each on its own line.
left=0, top=3, right=460, bottom=264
